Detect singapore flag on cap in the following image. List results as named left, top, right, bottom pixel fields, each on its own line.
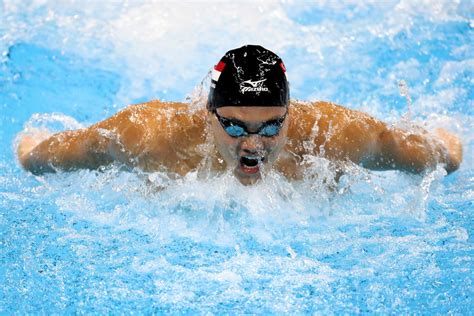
left=211, top=61, right=226, bottom=82
left=280, top=62, right=288, bottom=81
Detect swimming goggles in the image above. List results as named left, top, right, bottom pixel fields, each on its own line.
left=214, top=110, right=287, bottom=138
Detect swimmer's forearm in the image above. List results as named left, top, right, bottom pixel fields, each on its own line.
left=20, top=129, right=113, bottom=175
left=374, top=128, right=460, bottom=174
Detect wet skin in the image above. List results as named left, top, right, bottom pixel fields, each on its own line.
left=17, top=100, right=463, bottom=184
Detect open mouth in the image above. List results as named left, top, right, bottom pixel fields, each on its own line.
left=239, top=156, right=264, bottom=174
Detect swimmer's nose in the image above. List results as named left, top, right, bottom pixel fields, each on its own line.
left=240, top=134, right=264, bottom=153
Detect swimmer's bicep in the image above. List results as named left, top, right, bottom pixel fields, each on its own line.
left=327, top=108, right=387, bottom=165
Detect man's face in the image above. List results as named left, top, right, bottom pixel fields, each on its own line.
left=209, top=106, right=289, bottom=185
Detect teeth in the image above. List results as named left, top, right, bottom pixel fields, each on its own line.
left=241, top=156, right=264, bottom=168
left=244, top=156, right=259, bottom=161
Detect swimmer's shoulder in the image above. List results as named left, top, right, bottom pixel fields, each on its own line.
left=289, top=100, right=373, bottom=131
left=289, top=100, right=345, bottom=120
left=287, top=100, right=342, bottom=137
left=286, top=100, right=364, bottom=155
left=92, top=100, right=207, bottom=172
left=124, top=99, right=191, bottom=117
left=136, top=100, right=208, bottom=172
left=108, top=100, right=206, bottom=128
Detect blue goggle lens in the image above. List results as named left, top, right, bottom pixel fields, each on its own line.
left=216, top=111, right=286, bottom=138
left=259, top=124, right=280, bottom=137
left=225, top=125, right=246, bottom=137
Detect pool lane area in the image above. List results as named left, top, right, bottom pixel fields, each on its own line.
left=1, top=1, right=473, bottom=313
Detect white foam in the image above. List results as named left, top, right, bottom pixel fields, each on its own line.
left=2, top=1, right=470, bottom=108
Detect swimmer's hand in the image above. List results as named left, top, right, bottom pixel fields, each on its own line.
left=17, top=130, right=52, bottom=169
left=434, top=128, right=463, bottom=173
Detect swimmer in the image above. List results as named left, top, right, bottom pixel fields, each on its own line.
left=17, top=45, right=463, bottom=185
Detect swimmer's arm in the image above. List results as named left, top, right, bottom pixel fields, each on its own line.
left=367, top=125, right=462, bottom=174
left=318, top=103, right=462, bottom=174
left=17, top=106, right=150, bottom=175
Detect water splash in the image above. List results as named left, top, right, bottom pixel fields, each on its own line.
left=398, top=79, right=412, bottom=121
left=185, top=70, right=212, bottom=112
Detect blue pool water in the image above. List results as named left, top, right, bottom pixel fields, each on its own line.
left=1, top=1, right=473, bottom=313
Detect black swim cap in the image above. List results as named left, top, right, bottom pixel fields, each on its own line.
left=207, top=45, right=289, bottom=111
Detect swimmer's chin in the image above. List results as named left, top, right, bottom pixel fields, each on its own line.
left=235, top=174, right=261, bottom=186
left=233, top=166, right=262, bottom=186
